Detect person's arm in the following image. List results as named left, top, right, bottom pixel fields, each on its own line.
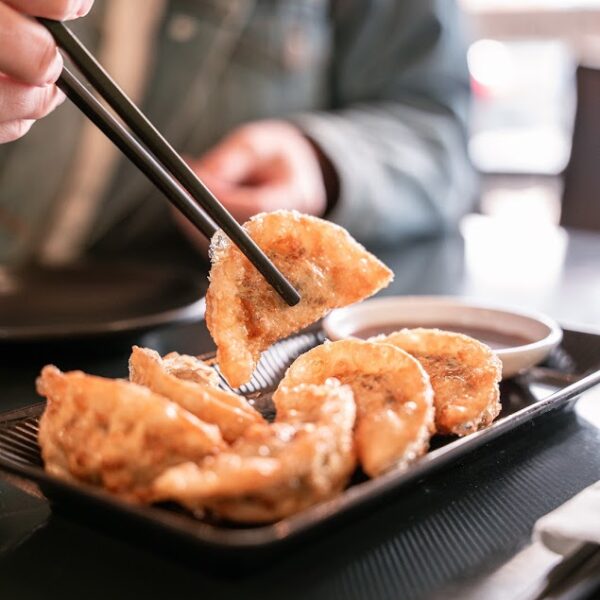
left=293, top=0, right=477, bottom=246
left=0, top=0, right=93, bottom=144
left=184, top=0, right=475, bottom=250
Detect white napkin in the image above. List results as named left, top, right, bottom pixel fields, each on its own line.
left=440, top=482, right=600, bottom=600
left=533, top=481, right=600, bottom=555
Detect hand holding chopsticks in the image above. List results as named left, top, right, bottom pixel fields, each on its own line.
left=38, top=19, right=300, bottom=307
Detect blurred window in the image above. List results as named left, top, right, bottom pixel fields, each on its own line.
left=459, top=0, right=600, bottom=223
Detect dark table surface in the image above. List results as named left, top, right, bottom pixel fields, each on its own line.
left=1, top=221, right=600, bottom=599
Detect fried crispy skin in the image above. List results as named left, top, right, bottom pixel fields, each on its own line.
left=160, top=351, right=220, bottom=386
left=371, top=328, right=502, bottom=435
left=274, top=340, right=435, bottom=477
left=205, top=210, right=393, bottom=388
left=37, top=365, right=225, bottom=501
left=152, top=379, right=357, bottom=522
left=129, top=347, right=264, bottom=442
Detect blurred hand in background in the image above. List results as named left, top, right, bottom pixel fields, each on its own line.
left=189, top=120, right=327, bottom=222
left=0, top=0, right=93, bottom=143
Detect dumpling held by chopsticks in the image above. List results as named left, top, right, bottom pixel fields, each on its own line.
left=206, top=210, right=393, bottom=388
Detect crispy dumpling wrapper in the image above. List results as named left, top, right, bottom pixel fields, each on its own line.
left=152, top=379, right=357, bottom=522
left=274, top=339, right=434, bottom=477
left=370, top=328, right=502, bottom=435
left=129, top=346, right=264, bottom=442
left=36, top=366, right=225, bottom=502
left=206, top=210, right=393, bottom=387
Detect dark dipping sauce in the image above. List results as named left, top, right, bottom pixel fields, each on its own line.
left=353, top=324, right=534, bottom=350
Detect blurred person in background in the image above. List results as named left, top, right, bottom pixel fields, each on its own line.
left=0, top=0, right=476, bottom=268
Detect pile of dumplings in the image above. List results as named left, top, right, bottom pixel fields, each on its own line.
left=38, top=211, right=501, bottom=523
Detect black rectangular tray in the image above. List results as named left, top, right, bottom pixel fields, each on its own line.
left=1, top=327, right=600, bottom=562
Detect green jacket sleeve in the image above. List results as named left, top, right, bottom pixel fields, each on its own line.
left=293, top=0, right=477, bottom=246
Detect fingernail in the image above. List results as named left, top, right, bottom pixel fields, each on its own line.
left=21, top=119, right=36, bottom=136
left=55, top=87, right=67, bottom=106
left=76, top=0, right=94, bottom=17
left=46, top=51, right=63, bottom=84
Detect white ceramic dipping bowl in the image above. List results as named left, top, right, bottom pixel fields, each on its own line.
left=322, top=296, right=563, bottom=378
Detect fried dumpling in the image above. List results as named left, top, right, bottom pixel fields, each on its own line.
left=206, top=210, right=393, bottom=388
left=37, top=365, right=225, bottom=502
left=129, top=347, right=264, bottom=442
left=370, top=328, right=502, bottom=435
left=152, top=379, right=356, bottom=522
left=274, top=339, right=434, bottom=477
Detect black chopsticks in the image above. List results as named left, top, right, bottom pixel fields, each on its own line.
left=38, top=19, right=300, bottom=307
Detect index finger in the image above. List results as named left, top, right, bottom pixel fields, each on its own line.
left=0, top=3, right=63, bottom=85
left=4, top=0, right=93, bottom=20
